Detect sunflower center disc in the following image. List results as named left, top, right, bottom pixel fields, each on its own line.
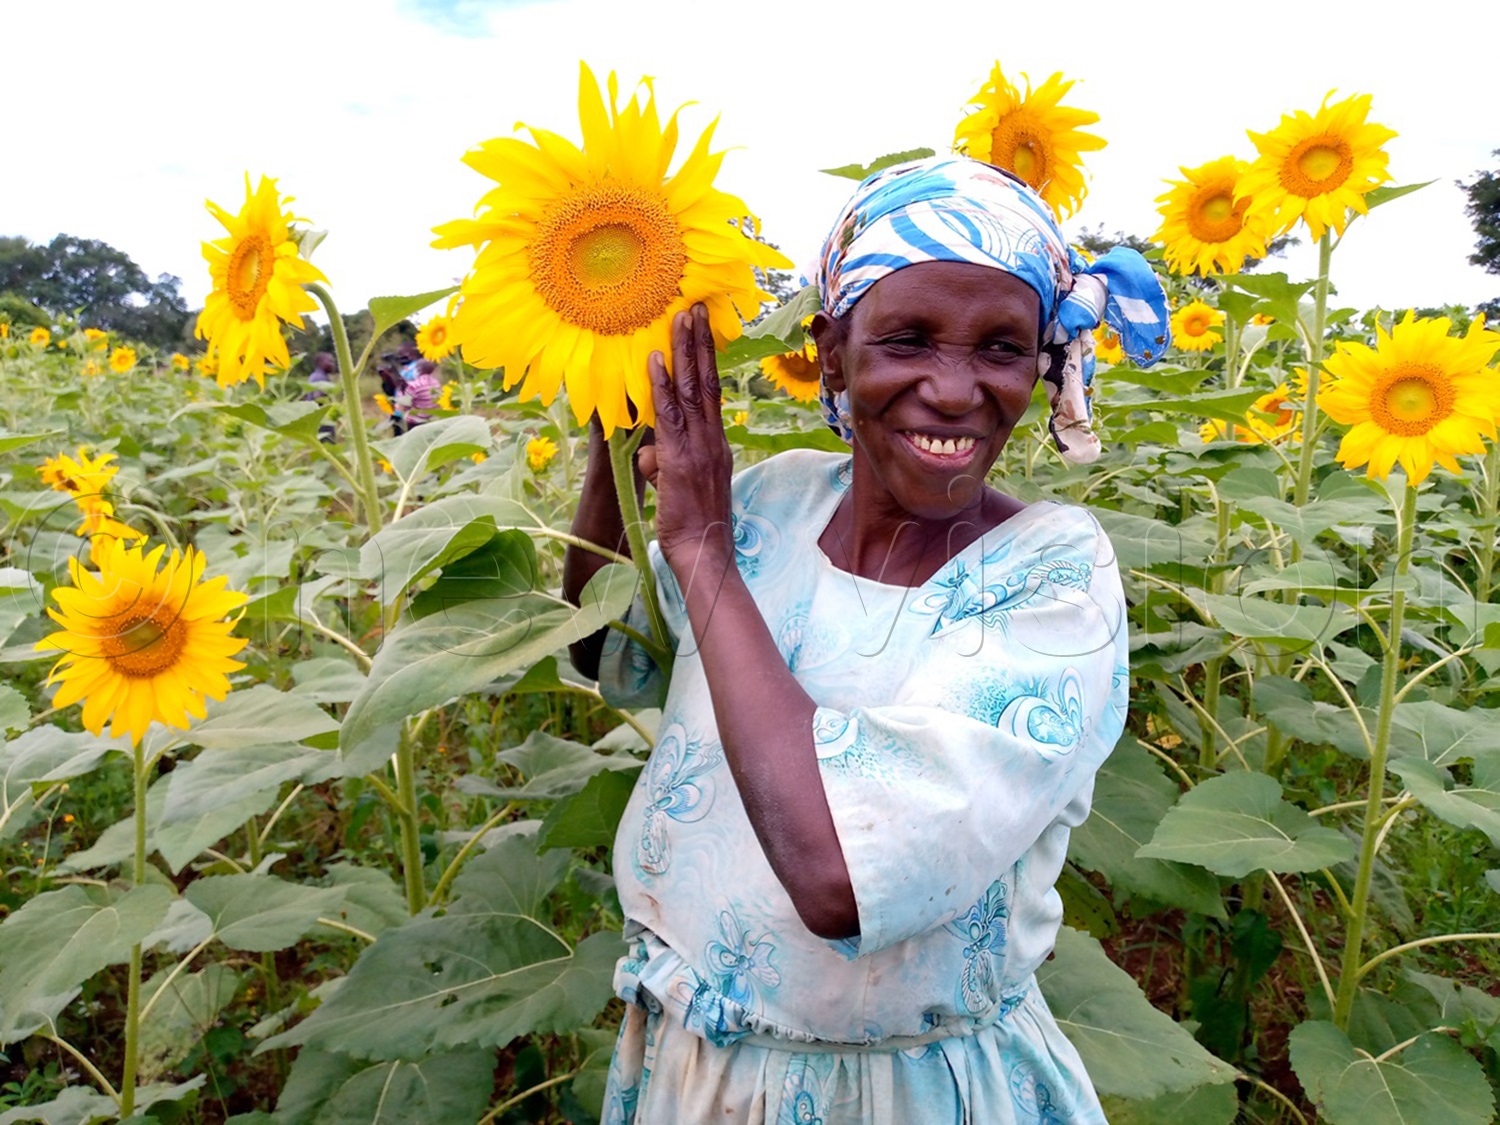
left=992, top=118, right=1049, bottom=190
left=1375, top=366, right=1454, bottom=435
left=227, top=233, right=273, bottom=320
left=1187, top=189, right=1247, bottom=243
left=102, top=613, right=188, bottom=679
left=1283, top=136, right=1354, bottom=196
left=1183, top=314, right=1210, bottom=337
left=530, top=183, right=687, bottom=336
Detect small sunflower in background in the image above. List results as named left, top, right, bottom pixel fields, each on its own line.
left=84, top=327, right=108, bottom=350
left=433, top=62, right=789, bottom=435
left=953, top=62, right=1105, bottom=219
left=1171, top=301, right=1224, bottom=353
left=1092, top=326, right=1124, bottom=366
left=197, top=175, right=327, bottom=389
left=171, top=353, right=192, bottom=372
left=1154, top=156, right=1273, bottom=276
left=0, top=323, right=9, bottom=339
left=526, top=436, right=560, bottom=472
left=1241, top=92, right=1396, bottom=239
left=1319, top=311, right=1500, bottom=483
left=760, top=340, right=822, bottom=403
left=109, top=346, right=136, bottom=373
left=417, top=304, right=459, bottom=361
left=437, top=382, right=457, bottom=411
left=30, top=327, right=51, bottom=347
left=40, top=447, right=119, bottom=502
left=36, top=539, right=248, bottom=744
left=1200, top=382, right=1300, bottom=444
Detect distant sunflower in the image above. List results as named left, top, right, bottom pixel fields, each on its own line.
left=1092, top=325, right=1124, bottom=366
left=416, top=310, right=458, bottom=361
left=82, top=360, right=102, bottom=377
left=1319, top=311, right=1500, bottom=484
left=37, top=538, right=248, bottom=744
left=1199, top=382, right=1300, bottom=444
left=30, top=327, right=51, bottom=347
left=197, top=175, right=327, bottom=388
left=109, top=346, right=136, bottom=373
left=1171, top=301, right=1224, bottom=353
left=953, top=62, right=1105, bottom=218
left=526, top=435, right=559, bottom=471
left=197, top=357, right=218, bottom=379
left=437, top=382, right=456, bottom=411
left=40, top=447, right=118, bottom=502
left=373, top=393, right=394, bottom=416
left=171, top=353, right=191, bottom=372
left=1242, top=92, right=1397, bottom=239
left=0, top=323, right=8, bottom=338
left=760, top=342, right=821, bottom=403
left=83, top=328, right=107, bottom=350
left=1154, top=156, right=1273, bottom=276
left=433, top=63, right=789, bottom=435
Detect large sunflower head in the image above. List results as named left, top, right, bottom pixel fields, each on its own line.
left=759, top=341, right=822, bottom=403
left=196, top=175, right=328, bottom=390
left=1171, top=300, right=1224, bottom=353
left=1241, top=92, right=1397, bottom=240
left=433, top=62, right=789, bottom=435
left=1319, top=312, right=1500, bottom=484
left=952, top=62, right=1105, bottom=219
left=1154, top=156, right=1275, bottom=276
left=36, top=538, right=249, bottom=744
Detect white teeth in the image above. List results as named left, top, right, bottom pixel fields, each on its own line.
left=907, top=433, right=975, bottom=455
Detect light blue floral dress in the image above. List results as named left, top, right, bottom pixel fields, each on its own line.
left=597, top=450, right=1128, bottom=1124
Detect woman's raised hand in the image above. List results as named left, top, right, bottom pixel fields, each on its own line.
left=642, top=303, right=736, bottom=578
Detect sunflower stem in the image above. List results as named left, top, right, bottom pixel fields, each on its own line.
left=1291, top=232, right=1334, bottom=514
left=394, top=727, right=426, bottom=915
left=607, top=428, right=674, bottom=686
left=1477, top=444, right=1500, bottom=603
left=1332, top=481, right=1417, bottom=1030
left=118, top=744, right=150, bottom=1117
left=307, top=283, right=383, bottom=536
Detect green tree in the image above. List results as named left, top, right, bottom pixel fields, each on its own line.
left=1459, top=150, right=1500, bottom=319
left=0, top=234, right=191, bottom=346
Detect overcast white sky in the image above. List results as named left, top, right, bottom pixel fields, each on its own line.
left=6, top=0, right=1496, bottom=320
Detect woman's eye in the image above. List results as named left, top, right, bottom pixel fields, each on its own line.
left=882, top=334, right=926, bottom=350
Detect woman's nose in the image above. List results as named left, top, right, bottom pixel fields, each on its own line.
left=918, top=356, right=985, bottom=415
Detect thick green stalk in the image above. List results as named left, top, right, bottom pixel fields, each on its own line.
left=307, top=283, right=383, bottom=535
left=1292, top=233, right=1334, bottom=511
left=394, top=730, right=426, bottom=914
left=1332, top=483, right=1417, bottom=1029
left=118, top=746, right=150, bottom=1117
left=1477, top=444, right=1500, bottom=603
left=607, top=429, right=673, bottom=682
left=1222, top=308, right=1241, bottom=443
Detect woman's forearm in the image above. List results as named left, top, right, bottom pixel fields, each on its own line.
left=677, top=544, right=859, bottom=940
left=563, top=424, right=639, bottom=679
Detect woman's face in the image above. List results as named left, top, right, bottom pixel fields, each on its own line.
left=814, top=261, right=1041, bottom=524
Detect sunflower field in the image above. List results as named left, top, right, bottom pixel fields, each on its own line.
left=2, top=59, right=1499, bottom=1125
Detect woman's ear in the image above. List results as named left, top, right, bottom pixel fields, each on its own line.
left=809, top=311, right=846, bottom=395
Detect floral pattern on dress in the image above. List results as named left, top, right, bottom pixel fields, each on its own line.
left=949, top=877, right=1010, bottom=1015
left=635, top=723, right=721, bottom=877
left=913, top=550, right=1093, bottom=637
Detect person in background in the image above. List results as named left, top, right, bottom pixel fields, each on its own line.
left=303, top=351, right=338, bottom=444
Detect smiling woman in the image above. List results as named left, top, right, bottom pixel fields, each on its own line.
left=563, top=155, right=1171, bottom=1123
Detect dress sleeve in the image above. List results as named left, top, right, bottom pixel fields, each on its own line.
left=596, top=540, right=685, bottom=711
left=813, top=512, right=1129, bottom=956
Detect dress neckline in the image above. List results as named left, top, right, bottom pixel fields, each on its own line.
left=807, top=456, right=1057, bottom=592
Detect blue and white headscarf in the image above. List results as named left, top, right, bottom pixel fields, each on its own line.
left=812, top=155, right=1170, bottom=463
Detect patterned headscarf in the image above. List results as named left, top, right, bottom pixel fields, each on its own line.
left=812, top=155, right=1171, bottom=463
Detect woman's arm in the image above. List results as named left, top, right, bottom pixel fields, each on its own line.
left=561, top=420, right=643, bottom=680
left=645, top=304, right=858, bottom=940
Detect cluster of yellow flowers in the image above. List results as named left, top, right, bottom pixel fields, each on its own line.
left=1154, top=92, right=1396, bottom=278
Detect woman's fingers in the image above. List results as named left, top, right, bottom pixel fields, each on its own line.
left=649, top=349, right=683, bottom=435
left=693, top=303, right=722, bottom=417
